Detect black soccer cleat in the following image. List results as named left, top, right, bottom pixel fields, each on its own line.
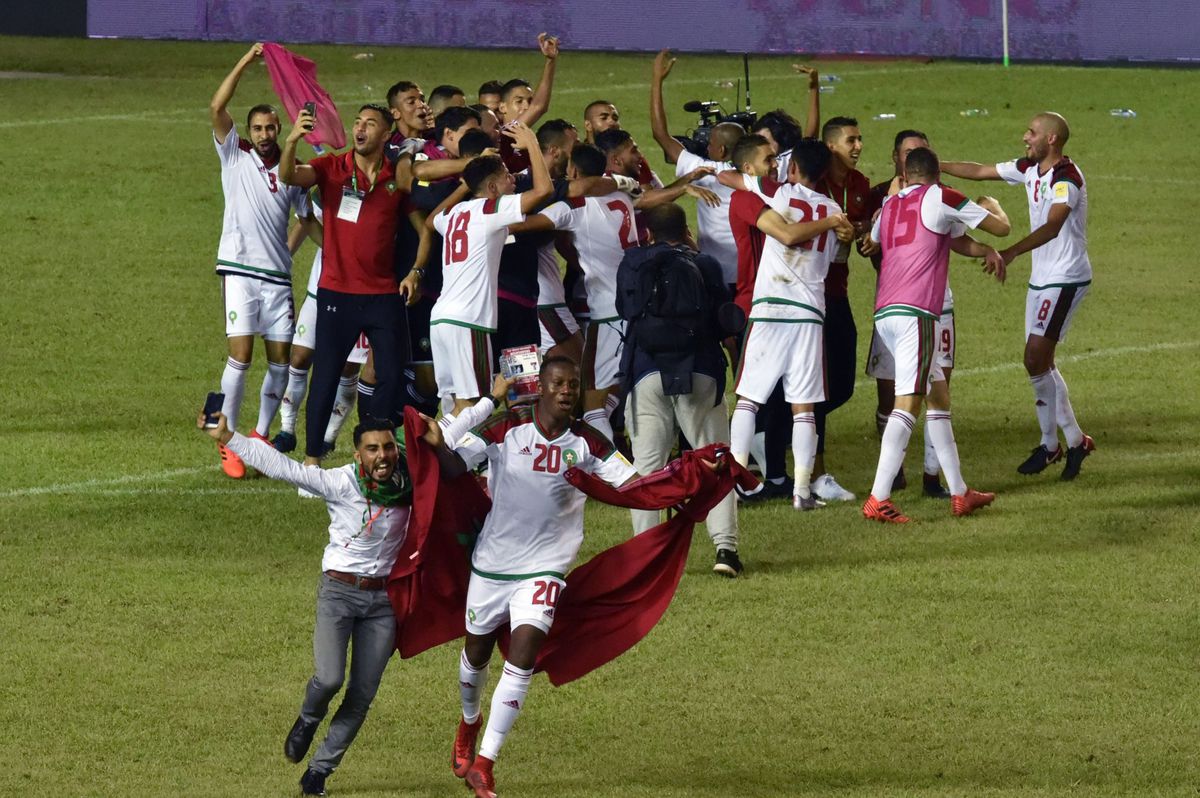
left=922, top=474, right=951, bottom=499
left=1016, top=443, right=1063, bottom=475
left=1060, top=434, right=1095, bottom=481
left=892, top=467, right=907, bottom=492
left=272, top=431, right=298, bottom=454
left=284, top=716, right=319, bottom=764
left=713, top=548, right=744, bottom=578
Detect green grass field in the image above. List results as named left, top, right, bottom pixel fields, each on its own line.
left=1, top=35, right=1198, bottom=797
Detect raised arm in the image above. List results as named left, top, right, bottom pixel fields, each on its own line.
left=210, top=43, right=263, bottom=143
left=793, top=64, right=821, bottom=139
left=650, top=50, right=685, bottom=164
left=507, top=122, right=553, bottom=215
left=973, top=195, right=1012, bottom=237
left=940, top=161, right=1002, bottom=181
left=519, top=33, right=560, bottom=126
left=279, top=108, right=318, bottom=189
left=199, top=413, right=336, bottom=497
left=999, top=203, right=1070, bottom=265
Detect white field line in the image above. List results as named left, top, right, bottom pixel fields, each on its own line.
left=0, top=466, right=209, bottom=498
left=953, top=340, right=1200, bottom=378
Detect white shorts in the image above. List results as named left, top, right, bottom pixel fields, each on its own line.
left=582, top=319, right=625, bottom=391
left=1026, top=283, right=1089, bottom=342
left=430, top=321, right=492, bottom=400
left=465, top=572, right=566, bottom=635
left=867, top=309, right=954, bottom=378
left=222, top=274, right=294, bottom=341
left=293, top=294, right=370, bottom=363
left=734, top=320, right=825, bottom=405
left=537, top=305, right=581, bottom=354
left=872, top=313, right=943, bottom=397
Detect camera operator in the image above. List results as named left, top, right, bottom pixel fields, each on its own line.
left=615, top=203, right=744, bottom=578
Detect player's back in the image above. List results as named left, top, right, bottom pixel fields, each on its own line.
left=432, top=194, right=523, bottom=329
left=874, top=184, right=952, bottom=317
left=750, top=180, right=841, bottom=313
left=562, top=192, right=638, bottom=320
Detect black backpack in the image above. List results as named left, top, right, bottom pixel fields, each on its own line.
left=620, top=247, right=709, bottom=356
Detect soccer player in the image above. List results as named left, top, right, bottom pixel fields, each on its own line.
left=428, top=83, right=467, bottom=116
left=428, top=122, right=552, bottom=413
left=494, top=34, right=560, bottom=173
left=386, top=80, right=432, bottom=142
left=427, top=356, right=639, bottom=798
left=755, top=64, right=820, bottom=178
left=582, top=100, right=620, bottom=141
left=726, top=139, right=854, bottom=509
left=477, top=80, right=504, bottom=113
left=862, top=146, right=1010, bottom=522
left=208, top=43, right=313, bottom=478
left=941, top=112, right=1096, bottom=480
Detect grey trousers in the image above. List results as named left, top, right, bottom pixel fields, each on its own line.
left=301, top=573, right=396, bottom=774
left=624, top=372, right=738, bottom=550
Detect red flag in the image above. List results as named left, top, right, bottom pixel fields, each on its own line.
left=261, top=42, right=346, bottom=150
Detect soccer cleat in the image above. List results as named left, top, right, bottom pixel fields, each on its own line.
left=951, top=488, right=995, bottom=517
left=1016, top=443, right=1063, bottom=475
left=792, top=493, right=826, bottom=511
left=891, top=467, right=907, bottom=492
left=1060, top=434, right=1095, bottom=481
left=299, top=768, right=327, bottom=796
left=218, top=442, right=245, bottom=479
left=452, top=716, right=482, bottom=778
left=862, top=495, right=910, bottom=524
left=284, top=715, right=319, bottom=763
left=713, top=548, right=744, bottom=578
left=249, top=429, right=273, bottom=446
left=272, top=430, right=297, bottom=453
left=922, top=474, right=951, bottom=499
left=760, top=478, right=793, bottom=500
left=812, top=473, right=857, bottom=502
left=465, top=756, right=497, bottom=798
left=735, top=482, right=769, bottom=504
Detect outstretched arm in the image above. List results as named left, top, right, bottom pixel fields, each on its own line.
left=999, top=203, right=1070, bottom=265
left=211, top=43, right=264, bottom=143
left=279, top=108, right=318, bottom=188
left=793, top=64, right=821, bottom=139
left=650, top=49, right=685, bottom=164
left=973, top=195, right=1012, bottom=237
left=940, top=161, right=1002, bottom=181
left=757, top=208, right=853, bottom=247
left=199, top=413, right=337, bottom=497
left=950, top=235, right=1006, bottom=283
left=636, top=167, right=717, bottom=209
left=519, top=33, right=560, bottom=126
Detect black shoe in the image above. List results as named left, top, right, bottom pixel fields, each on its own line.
left=284, top=716, right=319, bottom=764
left=891, top=467, right=907, bottom=492
left=760, top=478, right=793, bottom=499
left=320, top=440, right=336, bottom=457
left=299, top=768, right=328, bottom=796
left=713, top=548, right=743, bottom=578
left=735, top=482, right=769, bottom=504
left=1060, top=434, right=1095, bottom=481
left=1016, top=443, right=1063, bottom=475
left=272, top=431, right=298, bottom=453
left=922, top=475, right=951, bottom=499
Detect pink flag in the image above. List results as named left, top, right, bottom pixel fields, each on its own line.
left=261, top=42, right=346, bottom=150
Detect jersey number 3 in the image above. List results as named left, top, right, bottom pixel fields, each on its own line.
left=532, top=443, right=561, bottom=473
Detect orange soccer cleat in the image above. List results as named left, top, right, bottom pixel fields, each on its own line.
left=218, top=442, right=245, bottom=479
left=249, top=429, right=274, bottom=447
left=452, top=716, right=482, bottom=778
left=862, top=495, right=910, bottom=524
left=951, top=488, right=995, bottom=517
left=465, top=755, right=497, bottom=798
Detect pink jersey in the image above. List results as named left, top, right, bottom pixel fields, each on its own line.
left=872, top=183, right=988, bottom=318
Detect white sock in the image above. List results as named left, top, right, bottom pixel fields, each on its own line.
left=923, top=421, right=940, bottom=476
left=582, top=408, right=614, bottom=442
left=925, top=410, right=966, bottom=496
left=604, top=392, right=620, bottom=417
left=1029, top=371, right=1059, bottom=450
left=870, top=410, right=916, bottom=500
left=749, top=431, right=767, bottom=474
left=324, top=375, right=359, bottom=444
left=459, top=649, right=489, bottom=724
left=220, top=357, right=250, bottom=432
left=791, top=412, right=817, bottom=499
left=1051, top=368, right=1083, bottom=448
left=280, top=366, right=309, bottom=434
left=730, top=400, right=758, bottom=468
left=255, top=360, right=289, bottom=437
left=478, top=662, right=533, bottom=761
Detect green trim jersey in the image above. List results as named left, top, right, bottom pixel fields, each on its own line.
left=995, top=156, right=1092, bottom=287
left=213, top=127, right=310, bottom=286
left=539, top=192, right=638, bottom=321
left=455, top=405, right=637, bottom=579
left=431, top=194, right=524, bottom=331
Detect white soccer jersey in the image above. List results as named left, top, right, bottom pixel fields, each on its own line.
left=535, top=239, right=566, bottom=307
left=455, top=406, right=637, bottom=578
left=214, top=127, right=309, bottom=286
left=301, top=199, right=324, bottom=300
left=431, top=194, right=524, bottom=331
left=995, top=156, right=1092, bottom=287
left=675, top=149, right=738, bottom=284
left=540, top=192, right=637, bottom=321
left=743, top=175, right=844, bottom=322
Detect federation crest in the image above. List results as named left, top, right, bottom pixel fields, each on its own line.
left=228, top=310, right=238, bottom=322
left=562, top=448, right=578, bottom=468
left=386, top=180, right=397, bottom=194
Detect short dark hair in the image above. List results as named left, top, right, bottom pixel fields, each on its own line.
left=539, top=354, right=579, bottom=379
left=464, top=155, right=505, bottom=195
left=904, top=146, right=940, bottom=178
left=458, top=129, right=494, bottom=158
left=570, top=143, right=607, bottom=178
left=752, top=109, right=803, bottom=153
left=731, top=133, right=771, bottom=171
left=468, top=103, right=493, bottom=117
left=537, top=118, right=576, bottom=151
left=359, top=103, right=393, bottom=128
left=478, top=80, right=504, bottom=98
left=246, top=104, right=279, bottom=128
left=821, top=116, right=859, bottom=143
left=429, top=84, right=464, bottom=104
left=643, top=203, right=688, bottom=243
left=788, top=138, right=833, bottom=182
left=386, top=81, right=420, bottom=107
left=593, top=128, right=633, bottom=155
left=434, top=105, right=481, bottom=143
left=584, top=99, right=615, bottom=117
left=353, top=417, right=396, bottom=447
left=893, top=129, right=929, bottom=151
left=500, top=78, right=532, bottom=101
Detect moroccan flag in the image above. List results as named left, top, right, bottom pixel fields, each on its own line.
left=261, top=43, right=346, bottom=150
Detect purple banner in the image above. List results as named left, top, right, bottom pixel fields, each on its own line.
left=88, top=0, right=1200, bottom=63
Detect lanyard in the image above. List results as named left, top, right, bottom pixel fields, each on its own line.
left=349, top=154, right=383, bottom=195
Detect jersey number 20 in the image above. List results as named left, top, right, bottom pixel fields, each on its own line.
left=532, top=443, right=561, bottom=473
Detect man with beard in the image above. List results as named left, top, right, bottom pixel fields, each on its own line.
left=207, top=42, right=314, bottom=478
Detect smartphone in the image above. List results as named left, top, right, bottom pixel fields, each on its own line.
left=302, top=101, right=316, bottom=117
left=203, top=392, right=225, bottom=429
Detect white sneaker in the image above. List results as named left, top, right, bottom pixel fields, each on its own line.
left=811, top=473, right=857, bottom=502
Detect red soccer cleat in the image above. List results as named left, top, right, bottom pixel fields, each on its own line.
left=249, top=429, right=274, bottom=447
left=862, top=495, right=910, bottom=524
left=465, top=755, right=497, bottom=798
left=452, top=716, right=482, bottom=778
left=218, top=442, right=245, bottom=479
left=951, top=488, right=995, bottom=517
